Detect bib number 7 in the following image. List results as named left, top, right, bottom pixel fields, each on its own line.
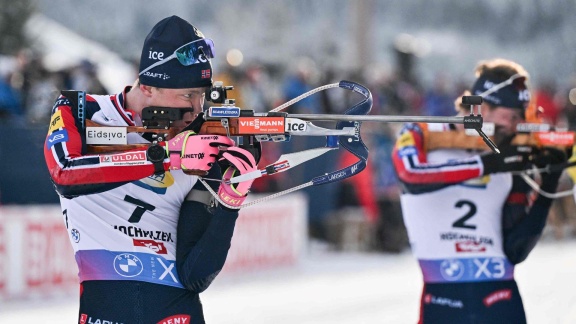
left=124, top=195, right=156, bottom=223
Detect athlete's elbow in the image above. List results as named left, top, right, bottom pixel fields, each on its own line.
left=53, top=183, right=77, bottom=199
left=504, top=237, right=540, bottom=264
left=49, top=172, right=76, bottom=197
left=395, top=169, right=422, bottom=185
left=179, top=272, right=219, bottom=293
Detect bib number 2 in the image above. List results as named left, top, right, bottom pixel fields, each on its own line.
left=452, top=200, right=477, bottom=230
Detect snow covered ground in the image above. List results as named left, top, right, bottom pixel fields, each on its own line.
left=1, top=238, right=575, bottom=324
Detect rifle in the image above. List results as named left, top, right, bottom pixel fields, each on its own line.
left=84, top=80, right=494, bottom=208
left=421, top=116, right=576, bottom=199
left=513, top=123, right=575, bottom=199
left=422, top=122, right=575, bottom=153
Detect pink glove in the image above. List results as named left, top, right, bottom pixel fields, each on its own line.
left=166, top=131, right=234, bottom=175
left=218, top=147, right=258, bottom=207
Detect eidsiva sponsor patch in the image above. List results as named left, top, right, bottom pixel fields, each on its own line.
left=46, top=129, right=69, bottom=149
left=49, top=110, right=64, bottom=133
left=100, top=151, right=147, bottom=166
left=86, top=127, right=128, bottom=145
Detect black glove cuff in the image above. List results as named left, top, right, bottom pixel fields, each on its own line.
left=539, top=171, right=562, bottom=193
left=480, top=154, right=499, bottom=175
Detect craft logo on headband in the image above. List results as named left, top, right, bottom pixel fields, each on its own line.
left=471, top=74, right=530, bottom=110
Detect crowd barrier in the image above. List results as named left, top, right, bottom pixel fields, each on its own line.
left=0, top=193, right=308, bottom=301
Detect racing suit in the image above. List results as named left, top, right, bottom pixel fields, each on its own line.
left=392, top=122, right=560, bottom=324
left=44, top=87, right=238, bottom=324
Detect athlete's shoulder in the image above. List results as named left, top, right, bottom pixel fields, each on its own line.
left=399, top=122, right=423, bottom=134
left=51, top=92, right=106, bottom=113
left=51, top=95, right=72, bottom=115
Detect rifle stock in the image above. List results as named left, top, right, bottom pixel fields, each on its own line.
left=199, top=120, right=239, bottom=136
left=422, top=122, right=574, bottom=152
left=85, top=119, right=250, bottom=154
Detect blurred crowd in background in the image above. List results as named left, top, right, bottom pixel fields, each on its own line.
left=2, top=37, right=576, bottom=254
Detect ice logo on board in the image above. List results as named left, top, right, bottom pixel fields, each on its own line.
left=113, top=253, right=144, bottom=277
left=440, top=259, right=464, bottom=281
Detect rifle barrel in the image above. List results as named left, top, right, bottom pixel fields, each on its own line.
left=288, top=114, right=466, bottom=124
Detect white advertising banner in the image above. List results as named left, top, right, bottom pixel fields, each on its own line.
left=225, top=193, right=308, bottom=272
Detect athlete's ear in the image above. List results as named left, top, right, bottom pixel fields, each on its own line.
left=140, top=84, right=154, bottom=98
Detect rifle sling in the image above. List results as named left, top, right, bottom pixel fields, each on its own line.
left=61, top=90, right=87, bottom=154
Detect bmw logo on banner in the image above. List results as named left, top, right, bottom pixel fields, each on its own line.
left=440, top=259, right=465, bottom=281
left=113, top=253, right=144, bottom=277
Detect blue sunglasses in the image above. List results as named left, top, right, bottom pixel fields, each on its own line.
left=139, top=38, right=215, bottom=75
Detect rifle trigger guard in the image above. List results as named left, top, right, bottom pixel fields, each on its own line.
left=220, top=119, right=231, bottom=137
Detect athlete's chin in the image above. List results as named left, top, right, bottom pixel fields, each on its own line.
left=492, top=128, right=516, bottom=146
left=171, top=120, right=193, bottom=133
left=171, top=125, right=189, bottom=134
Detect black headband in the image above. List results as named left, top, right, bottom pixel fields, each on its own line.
left=471, top=74, right=530, bottom=110
left=139, top=16, right=213, bottom=89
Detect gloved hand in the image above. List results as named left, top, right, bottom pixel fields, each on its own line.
left=166, top=131, right=234, bottom=175
left=217, top=147, right=258, bottom=208
left=534, top=147, right=567, bottom=192
left=532, top=146, right=567, bottom=169
left=480, top=145, right=535, bottom=175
